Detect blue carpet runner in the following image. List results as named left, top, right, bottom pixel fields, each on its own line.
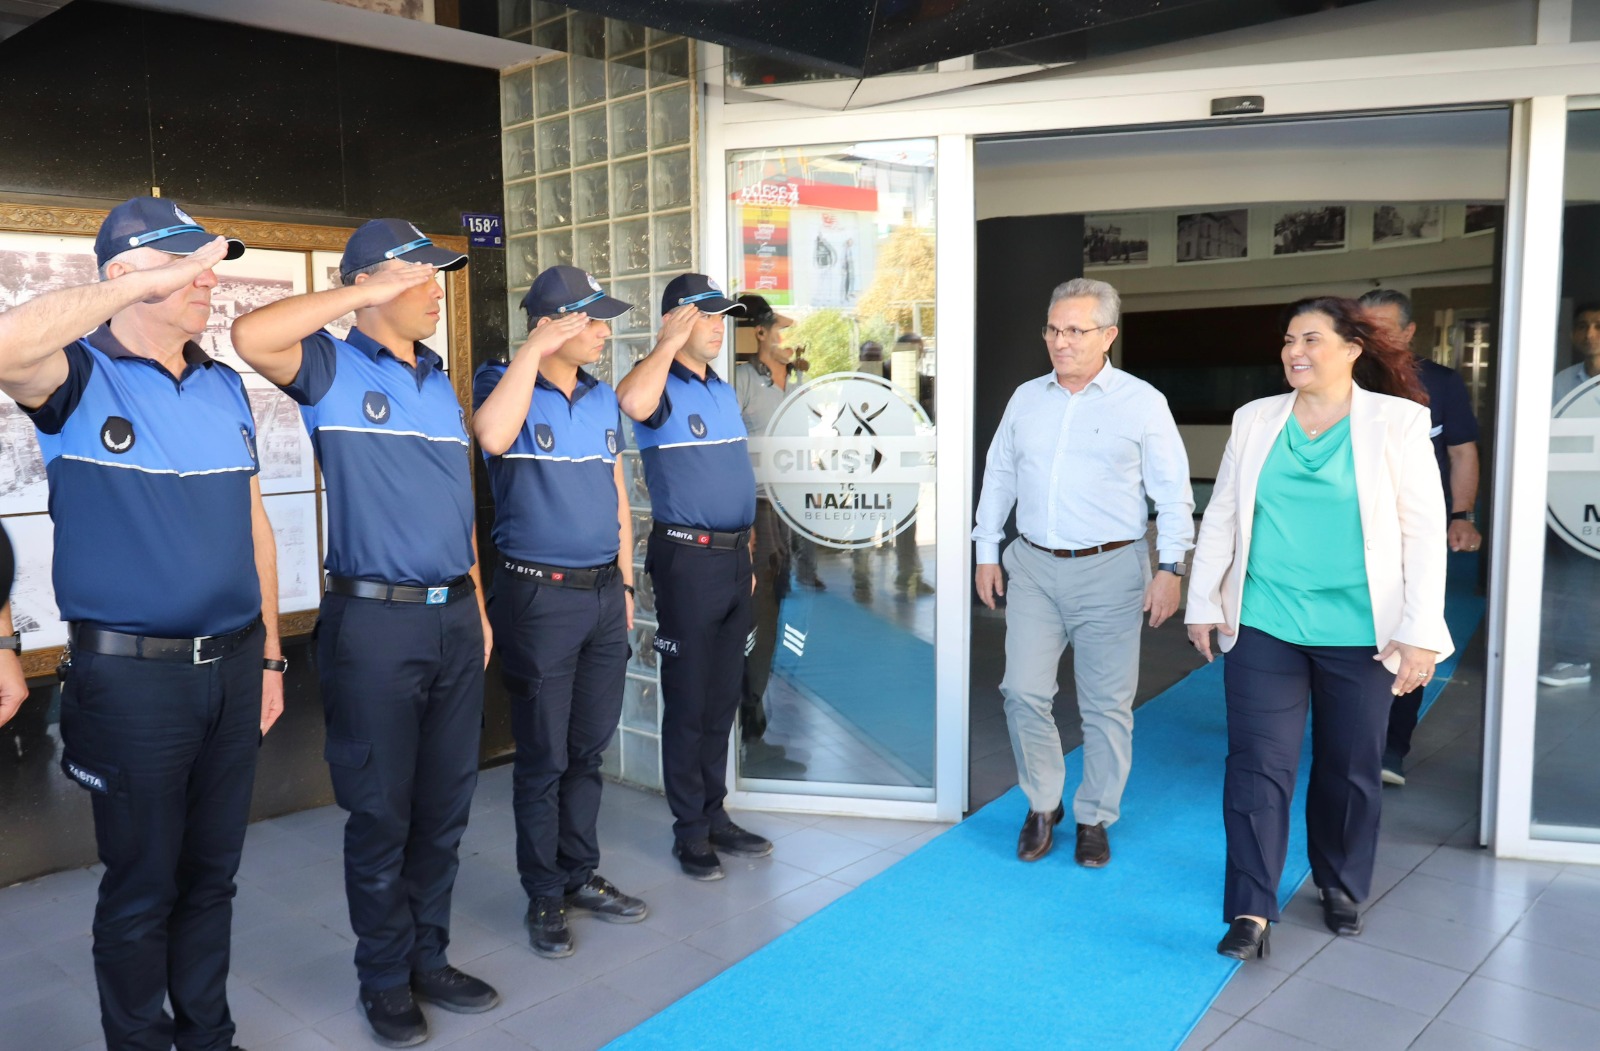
left=607, top=561, right=1484, bottom=1051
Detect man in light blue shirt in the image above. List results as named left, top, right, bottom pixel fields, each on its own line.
left=974, top=277, right=1193, bottom=867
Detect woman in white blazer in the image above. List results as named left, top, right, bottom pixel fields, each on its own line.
left=1186, top=297, right=1452, bottom=962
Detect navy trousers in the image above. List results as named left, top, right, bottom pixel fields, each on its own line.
left=646, top=534, right=753, bottom=842
left=490, top=569, right=629, bottom=901
left=59, top=623, right=264, bottom=1051
left=1221, top=626, right=1392, bottom=923
left=316, top=591, right=483, bottom=991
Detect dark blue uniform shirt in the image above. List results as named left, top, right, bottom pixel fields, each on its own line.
left=26, top=327, right=261, bottom=636
left=633, top=361, right=756, bottom=532
left=473, top=363, right=625, bottom=567
left=282, top=328, right=474, bottom=586
left=1416, top=357, right=1479, bottom=509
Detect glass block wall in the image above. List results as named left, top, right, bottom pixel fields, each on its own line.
left=499, top=3, right=698, bottom=792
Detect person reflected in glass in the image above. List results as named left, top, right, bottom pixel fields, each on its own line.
left=1540, top=303, right=1600, bottom=689
left=732, top=293, right=807, bottom=777
left=1187, top=297, right=1452, bottom=961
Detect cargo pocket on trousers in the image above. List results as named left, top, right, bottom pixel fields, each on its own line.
left=60, top=749, right=119, bottom=797
left=323, top=734, right=374, bottom=813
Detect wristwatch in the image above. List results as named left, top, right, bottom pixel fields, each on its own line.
left=0, top=633, right=19, bottom=652
left=1157, top=562, right=1188, bottom=577
left=622, top=583, right=636, bottom=597
left=263, top=657, right=288, bottom=673
left=1449, top=511, right=1476, bottom=524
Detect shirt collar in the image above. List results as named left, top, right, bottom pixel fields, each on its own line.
left=535, top=368, right=600, bottom=404
left=1041, top=359, right=1119, bottom=395
left=347, top=326, right=443, bottom=372
left=86, top=325, right=212, bottom=368
left=670, top=360, right=721, bottom=385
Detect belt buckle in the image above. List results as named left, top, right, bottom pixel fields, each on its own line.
left=192, top=636, right=220, bottom=664
left=426, top=586, right=449, bottom=605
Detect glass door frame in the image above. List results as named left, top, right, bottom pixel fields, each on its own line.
left=1489, top=94, right=1600, bottom=864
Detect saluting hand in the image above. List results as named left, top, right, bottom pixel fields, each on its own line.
left=138, top=236, right=231, bottom=303
left=355, top=261, right=438, bottom=308
left=518, top=312, right=589, bottom=359
left=654, top=305, right=700, bottom=356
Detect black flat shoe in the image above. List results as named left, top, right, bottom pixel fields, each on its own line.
left=1216, top=917, right=1271, bottom=960
left=1319, top=887, right=1362, bottom=936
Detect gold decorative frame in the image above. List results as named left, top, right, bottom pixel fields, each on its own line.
left=0, top=201, right=474, bottom=676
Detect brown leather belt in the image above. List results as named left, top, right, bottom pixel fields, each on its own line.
left=1023, top=537, right=1137, bottom=559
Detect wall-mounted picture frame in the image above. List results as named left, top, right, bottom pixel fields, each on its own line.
left=0, top=201, right=472, bottom=677
left=1175, top=210, right=1249, bottom=264
left=1464, top=204, right=1502, bottom=237
left=1084, top=214, right=1151, bottom=269
left=1371, top=204, right=1443, bottom=248
left=1272, top=205, right=1348, bottom=256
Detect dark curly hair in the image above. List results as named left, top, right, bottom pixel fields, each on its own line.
left=1283, top=296, right=1428, bottom=406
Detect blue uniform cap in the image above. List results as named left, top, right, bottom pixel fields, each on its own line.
left=522, top=265, right=631, bottom=321
left=340, top=218, right=468, bottom=277
left=94, top=196, right=246, bottom=267
left=660, top=273, right=743, bottom=317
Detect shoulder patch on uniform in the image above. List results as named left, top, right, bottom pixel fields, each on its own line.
left=241, top=424, right=257, bottom=464
left=362, top=390, right=391, bottom=424
left=688, top=414, right=707, bottom=439
left=100, top=416, right=135, bottom=454
left=605, top=428, right=618, bottom=456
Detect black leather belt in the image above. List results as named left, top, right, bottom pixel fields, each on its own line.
left=653, top=521, right=752, bottom=550
left=70, top=617, right=260, bottom=664
left=1024, top=537, right=1138, bottom=559
left=501, top=556, right=618, bottom=589
left=326, top=574, right=474, bottom=605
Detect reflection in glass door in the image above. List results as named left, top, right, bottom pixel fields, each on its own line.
left=726, top=139, right=939, bottom=800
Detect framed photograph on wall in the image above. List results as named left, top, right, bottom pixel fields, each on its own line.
left=1464, top=204, right=1502, bottom=237
left=1083, top=214, right=1150, bottom=269
left=1372, top=204, right=1443, bottom=248
left=1175, top=210, right=1249, bottom=264
left=1271, top=205, right=1348, bottom=256
left=0, top=201, right=472, bottom=677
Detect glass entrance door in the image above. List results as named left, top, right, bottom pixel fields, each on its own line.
left=724, top=139, right=940, bottom=803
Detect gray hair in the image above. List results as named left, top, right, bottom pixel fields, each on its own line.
left=1048, top=278, right=1120, bottom=328
left=1358, top=288, right=1413, bottom=327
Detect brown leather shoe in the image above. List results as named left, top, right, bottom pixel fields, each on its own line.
left=1075, top=822, right=1110, bottom=867
left=1017, top=803, right=1065, bottom=861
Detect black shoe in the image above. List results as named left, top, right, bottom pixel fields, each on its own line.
left=1381, top=749, right=1406, bottom=786
left=526, top=895, right=575, bottom=957
left=1017, top=803, right=1065, bottom=862
left=1319, top=887, right=1363, bottom=936
left=1217, top=917, right=1271, bottom=960
left=411, top=964, right=499, bottom=1014
left=741, top=738, right=808, bottom=778
left=1075, top=822, right=1111, bottom=867
left=709, top=821, right=773, bottom=858
left=566, top=875, right=648, bottom=923
left=358, top=983, right=428, bottom=1048
left=673, top=838, right=725, bottom=880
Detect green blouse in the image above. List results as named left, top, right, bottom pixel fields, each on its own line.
left=1239, top=416, right=1376, bottom=647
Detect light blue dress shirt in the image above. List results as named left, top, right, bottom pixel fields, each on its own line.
left=973, top=363, right=1195, bottom=565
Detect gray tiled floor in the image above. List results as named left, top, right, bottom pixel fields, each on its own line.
left=8, top=655, right=1600, bottom=1049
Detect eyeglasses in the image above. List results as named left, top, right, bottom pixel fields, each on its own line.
left=1041, top=324, right=1107, bottom=342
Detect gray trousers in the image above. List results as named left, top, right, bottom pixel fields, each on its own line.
left=999, top=538, right=1147, bottom=826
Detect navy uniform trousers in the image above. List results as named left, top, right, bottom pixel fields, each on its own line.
left=316, top=591, right=484, bottom=991
left=647, top=534, right=754, bottom=842
left=1221, top=625, right=1393, bottom=923
left=742, top=498, right=791, bottom=739
left=490, top=567, right=629, bottom=900
left=60, top=624, right=264, bottom=1051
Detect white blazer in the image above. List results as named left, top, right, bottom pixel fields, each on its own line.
left=1185, top=386, right=1453, bottom=672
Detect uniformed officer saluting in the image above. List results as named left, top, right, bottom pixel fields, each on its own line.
left=615, top=274, right=774, bottom=880
left=472, top=265, right=650, bottom=958
left=230, top=219, right=496, bottom=1047
left=0, top=197, right=283, bottom=1051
